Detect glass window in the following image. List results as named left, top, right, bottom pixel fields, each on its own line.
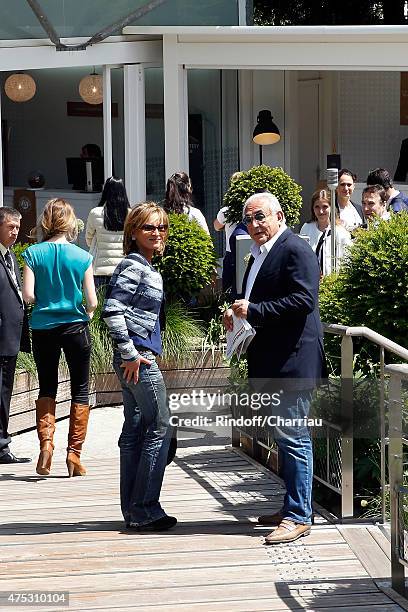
left=1, top=66, right=107, bottom=189
left=188, top=69, right=239, bottom=256
left=111, top=67, right=125, bottom=183
left=145, top=67, right=165, bottom=204
left=144, top=67, right=240, bottom=255
left=0, top=0, right=240, bottom=40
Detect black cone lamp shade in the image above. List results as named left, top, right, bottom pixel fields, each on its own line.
left=253, top=110, right=281, bottom=145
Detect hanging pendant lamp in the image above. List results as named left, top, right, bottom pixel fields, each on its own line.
left=4, top=73, right=36, bottom=102
left=79, top=70, right=103, bottom=105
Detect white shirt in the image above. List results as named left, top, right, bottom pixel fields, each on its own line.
left=299, top=221, right=352, bottom=276
left=0, top=243, right=23, bottom=301
left=185, top=205, right=210, bottom=234
left=338, top=203, right=362, bottom=231
left=244, top=224, right=287, bottom=300
left=216, top=206, right=237, bottom=252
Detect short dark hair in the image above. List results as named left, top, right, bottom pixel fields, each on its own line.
left=0, top=206, right=21, bottom=225
left=82, top=143, right=101, bottom=158
left=366, top=168, right=392, bottom=189
left=338, top=168, right=357, bottom=183
left=362, top=184, right=387, bottom=203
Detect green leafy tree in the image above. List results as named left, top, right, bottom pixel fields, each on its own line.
left=222, top=165, right=302, bottom=226
left=254, top=0, right=399, bottom=25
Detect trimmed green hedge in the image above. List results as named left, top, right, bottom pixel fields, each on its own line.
left=12, top=242, right=30, bottom=272
left=154, top=212, right=217, bottom=302
left=223, top=165, right=303, bottom=226
left=319, top=213, right=408, bottom=373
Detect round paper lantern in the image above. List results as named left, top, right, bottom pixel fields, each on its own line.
left=5, top=73, right=36, bottom=102
left=79, top=73, right=103, bottom=105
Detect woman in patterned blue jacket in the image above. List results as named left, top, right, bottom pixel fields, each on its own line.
left=103, top=202, right=176, bottom=532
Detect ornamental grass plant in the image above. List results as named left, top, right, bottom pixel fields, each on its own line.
left=161, top=300, right=205, bottom=362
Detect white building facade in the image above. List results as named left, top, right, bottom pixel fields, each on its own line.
left=1, top=3, right=408, bottom=251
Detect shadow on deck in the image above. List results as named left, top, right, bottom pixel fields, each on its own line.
left=0, top=406, right=405, bottom=611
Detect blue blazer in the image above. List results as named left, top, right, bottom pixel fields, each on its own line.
left=241, top=228, right=325, bottom=387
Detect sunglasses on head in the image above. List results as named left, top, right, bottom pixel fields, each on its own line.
left=141, top=224, right=168, bottom=233
left=243, top=211, right=271, bottom=226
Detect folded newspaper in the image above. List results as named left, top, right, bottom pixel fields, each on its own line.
left=226, top=313, right=256, bottom=360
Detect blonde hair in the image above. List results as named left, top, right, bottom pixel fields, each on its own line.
left=32, top=198, right=78, bottom=242
left=310, top=189, right=342, bottom=225
left=123, top=202, right=169, bottom=256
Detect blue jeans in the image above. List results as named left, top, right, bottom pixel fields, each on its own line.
left=113, top=350, right=171, bottom=526
left=273, top=390, right=313, bottom=525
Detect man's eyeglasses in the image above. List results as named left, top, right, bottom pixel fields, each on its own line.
left=243, top=211, right=271, bottom=226
left=141, top=224, right=168, bottom=233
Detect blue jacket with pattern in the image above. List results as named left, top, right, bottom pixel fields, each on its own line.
left=102, top=252, right=163, bottom=361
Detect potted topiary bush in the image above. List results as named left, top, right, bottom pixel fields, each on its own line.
left=154, top=212, right=217, bottom=303
left=223, top=165, right=303, bottom=226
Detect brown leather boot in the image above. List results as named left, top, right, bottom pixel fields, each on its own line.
left=66, top=403, right=90, bottom=477
left=35, top=397, right=56, bottom=476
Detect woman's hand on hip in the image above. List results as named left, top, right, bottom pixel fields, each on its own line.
left=120, top=356, right=151, bottom=384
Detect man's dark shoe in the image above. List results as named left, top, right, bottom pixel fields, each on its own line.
left=0, top=452, right=32, bottom=464
left=127, top=516, right=177, bottom=532
left=257, top=511, right=283, bottom=526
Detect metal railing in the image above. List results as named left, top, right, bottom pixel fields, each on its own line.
left=387, top=363, right=408, bottom=598
left=232, top=323, right=408, bottom=521
left=323, top=324, right=408, bottom=521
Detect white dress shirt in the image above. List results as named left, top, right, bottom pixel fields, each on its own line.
left=299, top=221, right=352, bottom=275
left=339, top=203, right=362, bottom=231
left=244, top=224, right=287, bottom=300
left=216, top=206, right=237, bottom=252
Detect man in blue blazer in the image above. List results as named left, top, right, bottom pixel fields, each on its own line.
left=0, top=207, right=31, bottom=464
left=224, top=192, right=325, bottom=544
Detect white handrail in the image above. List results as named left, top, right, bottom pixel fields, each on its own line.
left=323, top=323, right=408, bottom=361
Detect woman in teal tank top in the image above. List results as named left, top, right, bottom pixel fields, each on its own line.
left=22, top=198, right=97, bottom=477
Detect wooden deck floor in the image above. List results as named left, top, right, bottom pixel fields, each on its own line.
left=0, top=408, right=404, bottom=611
